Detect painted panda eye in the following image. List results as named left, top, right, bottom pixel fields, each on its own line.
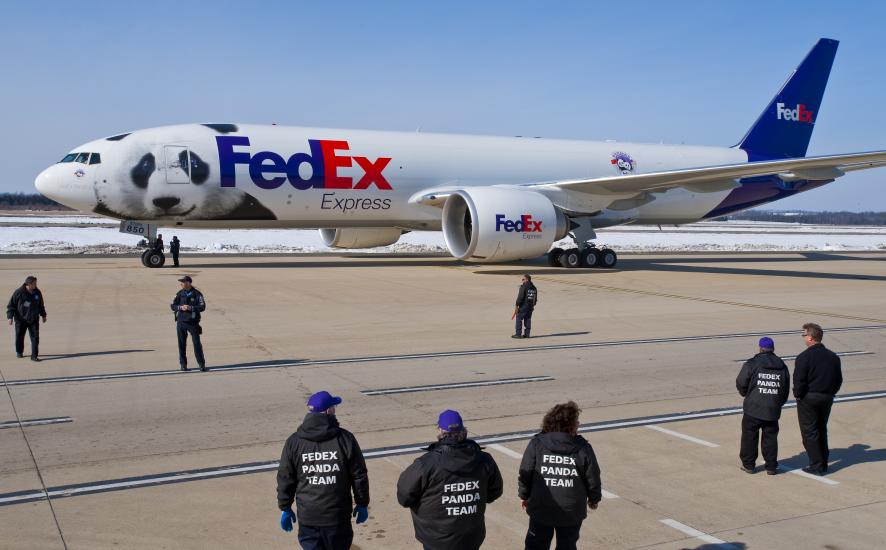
left=183, top=150, right=210, bottom=184
left=130, top=153, right=155, bottom=189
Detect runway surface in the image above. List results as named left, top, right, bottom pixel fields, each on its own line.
left=1, top=251, right=884, bottom=549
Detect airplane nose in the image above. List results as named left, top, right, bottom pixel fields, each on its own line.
left=153, top=196, right=181, bottom=210
left=34, top=164, right=97, bottom=211
left=34, top=167, right=55, bottom=197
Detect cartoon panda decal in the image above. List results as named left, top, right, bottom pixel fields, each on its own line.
left=93, top=124, right=276, bottom=221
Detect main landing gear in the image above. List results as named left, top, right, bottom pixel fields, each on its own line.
left=548, top=245, right=617, bottom=269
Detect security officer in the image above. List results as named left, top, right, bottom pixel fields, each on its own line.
left=397, top=409, right=503, bottom=550
left=513, top=274, right=538, bottom=339
left=736, top=337, right=790, bottom=475
left=276, top=391, right=370, bottom=550
left=170, top=275, right=206, bottom=371
left=6, top=276, right=47, bottom=362
left=518, top=401, right=602, bottom=550
left=154, top=233, right=165, bottom=253
left=170, top=236, right=181, bottom=267
left=794, top=323, right=842, bottom=475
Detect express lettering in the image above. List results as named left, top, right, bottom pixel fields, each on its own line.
left=217, top=136, right=392, bottom=190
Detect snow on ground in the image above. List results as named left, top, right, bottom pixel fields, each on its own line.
left=1, top=215, right=885, bottom=254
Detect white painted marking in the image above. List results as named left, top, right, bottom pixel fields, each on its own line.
left=660, top=518, right=733, bottom=547
left=363, top=376, right=553, bottom=395
left=601, top=489, right=620, bottom=500
left=646, top=425, right=720, bottom=448
left=488, top=443, right=524, bottom=460
left=786, top=468, right=840, bottom=485
left=0, top=417, right=73, bottom=430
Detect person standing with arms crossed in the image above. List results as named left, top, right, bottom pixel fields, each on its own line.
left=6, top=276, right=47, bottom=362
left=518, top=401, right=602, bottom=550
left=170, top=275, right=206, bottom=371
left=794, top=323, right=842, bottom=475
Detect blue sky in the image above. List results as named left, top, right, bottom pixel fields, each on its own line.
left=2, top=1, right=885, bottom=211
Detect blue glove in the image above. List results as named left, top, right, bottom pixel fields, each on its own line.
left=280, top=509, right=295, bottom=532
left=353, top=505, right=368, bottom=524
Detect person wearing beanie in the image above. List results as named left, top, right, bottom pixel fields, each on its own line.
left=276, top=391, right=370, bottom=550
left=397, top=409, right=504, bottom=550
left=736, top=336, right=790, bottom=474
left=6, top=275, right=47, bottom=362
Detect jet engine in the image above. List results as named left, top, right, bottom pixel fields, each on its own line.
left=442, top=187, right=568, bottom=262
left=319, top=227, right=404, bottom=249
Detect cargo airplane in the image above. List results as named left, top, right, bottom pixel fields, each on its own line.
left=36, top=39, right=886, bottom=268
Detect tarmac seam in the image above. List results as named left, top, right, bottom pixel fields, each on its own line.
left=3, top=324, right=884, bottom=388
left=1, top=389, right=883, bottom=507
left=0, top=416, right=73, bottom=430
left=534, top=276, right=886, bottom=323
left=0, top=367, right=69, bottom=549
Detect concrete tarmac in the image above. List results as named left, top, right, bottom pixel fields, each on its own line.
left=0, top=251, right=884, bottom=549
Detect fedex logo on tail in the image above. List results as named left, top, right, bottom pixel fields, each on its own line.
left=217, top=136, right=392, bottom=190
left=495, top=214, right=542, bottom=233
left=776, top=102, right=814, bottom=123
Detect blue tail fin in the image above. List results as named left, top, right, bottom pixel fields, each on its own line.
left=738, top=38, right=838, bottom=160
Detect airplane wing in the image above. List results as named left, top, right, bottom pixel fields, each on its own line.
left=531, top=150, right=886, bottom=195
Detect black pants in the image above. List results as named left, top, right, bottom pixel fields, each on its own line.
left=516, top=307, right=533, bottom=337
left=172, top=252, right=179, bottom=266
left=797, top=393, right=834, bottom=471
left=525, top=518, right=581, bottom=550
left=297, top=523, right=353, bottom=550
left=740, top=414, right=779, bottom=470
left=176, top=323, right=205, bottom=367
left=14, top=321, right=39, bottom=358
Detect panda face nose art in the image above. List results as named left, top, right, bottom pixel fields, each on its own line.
left=153, top=196, right=181, bottom=210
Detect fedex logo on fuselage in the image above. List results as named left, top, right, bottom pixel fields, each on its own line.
left=776, top=102, right=814, bottom=123
left=495, top=214, right=542, bottom=232
left=216, top=136, right=392, bottom=190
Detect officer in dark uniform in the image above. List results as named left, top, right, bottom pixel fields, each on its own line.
left=170, top=236, right=181, bottom=267
left=170, top=275, right=206, bottom=371
left=276, top=391, right=370, bottom=550
left=154, top=233, right=164, bottom=253
left=513, top=274, right=538, bottom=339
left=397, top=409, right=504, bottom=550
left=794, top=323, right=842, bottom=475
left=518, top=401, right=602, bottom=550
left=736, top=337, right=790, bottom=475
left=6, top=276, right=47, bottom=362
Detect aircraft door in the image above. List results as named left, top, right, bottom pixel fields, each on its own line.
left=164, top=145, right=191, bottom=184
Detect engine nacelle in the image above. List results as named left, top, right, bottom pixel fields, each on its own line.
left=319, top=227, right=404, bottom=249
left=442, top=188, right=567, bottom=262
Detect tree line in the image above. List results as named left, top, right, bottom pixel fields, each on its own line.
left=0, top=193, right=72, bottom=210
left=716, top=210, right=886, bottom=226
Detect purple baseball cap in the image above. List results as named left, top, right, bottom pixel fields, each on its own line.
left=759, top=337, right=774, bottom=350
left=307, top=391, right=342, bottom=413
left=438, top=409, right=464, bottom=432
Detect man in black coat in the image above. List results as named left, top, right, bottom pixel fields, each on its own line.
left=170, top=275, right=206, bottom=371
left=6, top=276, right=47, bottom=361
left=794, top=323, right=842, bottom=475
left=276, top=391, right=370, bottom=550
left=397, top=410, right=504, bottom=550
left=170, top=236, right=181, bottom=267
left=518, top=401, right=601, bottom=550
left=736, top=337, right=790, bottom=474
left=513, top=274, right=538, bottom=339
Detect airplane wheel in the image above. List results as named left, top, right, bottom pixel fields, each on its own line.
left=581, top=248, right=600, bottom=268
left=600, top=248, right=618, bottom=268
left=559, top=248, right=581, bottom=268
left=146, top=251, right=166, bottom=268
left=548, top=248, right=564, bottom=267
left=140, top=249, right=151, bottom=267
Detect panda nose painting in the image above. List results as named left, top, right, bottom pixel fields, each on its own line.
left=153, top=196, right=181, bottom=211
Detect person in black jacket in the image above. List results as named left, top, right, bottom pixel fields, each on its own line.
left=397, top=409, right=504, bottom=550
left=6, top=276, right=47, bottom=362
left=794, top=323, right=842, bottom=475
left=518, top=401, right=601, bottom=550
left=736, top=337, right=790, bottom=475
left=513, top=274, right=538, bottom=339
left=170, top=236, right=181, bottom=267
left=276, top=391, right=370, bottom=550
left=169, top=276, right=206, bottom=371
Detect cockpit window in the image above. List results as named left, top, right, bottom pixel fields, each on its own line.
left=88, top=153, right=101, bottom=165
left=74, top=152, right=90, bottom=164
left=60, top=153, right=77, bottom=163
